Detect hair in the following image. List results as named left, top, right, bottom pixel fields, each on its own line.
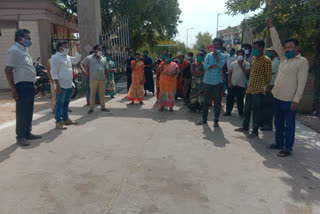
left=237, top=50, right=245, bottom=55
left=89, top=50, right=94, bottom=55
left=284, top=38, right=299, bottom=46
left=242, top=43, right=252, bottom=49
left=56, top=41, right=68, bottom=51
left=93, top=44, right=101, bottom=51
left=15, top=29, right=31, bottom=42
left=212, top=38, right=223, bottom=46
left=144, top=50, right=149, bottom=53
left=135, top=52, right=140, bottom=56
left=230, top=48, right=236, bottom=52
left=200, top=49, right=206, bottom=56
left=187, top=52, right=194, bottom=56
left=222, top=47, right=227, bottom=51
left=253, top=40, right=265, bottom=48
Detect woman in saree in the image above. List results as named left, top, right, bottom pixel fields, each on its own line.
left=127, top=53, right=145, bottom=104
left=105, top=53, right=116, bottom=98
left=158, top=53, right=179, bottom=112
left=155, top=53, right=167, bottom=103
left=188, top=52, right=205, bottom=112
left=174, top=53, right=188, bottom=100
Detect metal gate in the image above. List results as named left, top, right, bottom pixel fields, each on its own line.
left=100, top=18, right=130, bottom=82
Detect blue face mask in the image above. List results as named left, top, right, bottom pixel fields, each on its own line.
left=285, top=50, right=295, bottom=59
left=22, top=38, right=32, bottom=48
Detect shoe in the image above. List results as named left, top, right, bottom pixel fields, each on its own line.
left=64, top=119, right=78, bottom=125
left=25, top=134, right=42, bottom=140
left=68, top=109, right=72, bottom=112
left=213, top=122, right=220, bottom=128
left=17, top=138, right=30, bottom=146
left=101, top=108, right=110, bottom=112
left=224, top=113, right=231, bottom=116
left=88, top=110, right=94, bottom=114
left=56, top=122, right=67, bottom=130
left=247, top=133, right=258, bottom=139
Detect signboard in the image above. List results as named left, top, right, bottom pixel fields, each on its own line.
left=233, top=39, right=240, bottom=44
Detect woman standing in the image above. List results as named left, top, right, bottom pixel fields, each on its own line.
left=188, top=52, right=205, bottom=112
left=156, top=53, right=167, bottom=102
left=105, top=54, right=116, bottom=98
left=127, top=53, right=145, bottom=104
left=158, top=53, right=179, bottom=112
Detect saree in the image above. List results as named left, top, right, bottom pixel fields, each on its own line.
left=176, top=61, right=188, bottom=99
left=105, top=60, right=116, bottom=96
left=159, top=62, right=179, bottom=108
left=188, top=63, right=205, bottom=111
left=156, top=61, right=165, bottom=100
left=127, top=60, right=145, bottom=102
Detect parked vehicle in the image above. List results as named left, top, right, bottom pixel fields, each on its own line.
left=34, top=57, right=51, bottom=96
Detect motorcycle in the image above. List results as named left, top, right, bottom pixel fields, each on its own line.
left=71, top=65, right=82, bottom=99
left=34, top=57, right=51, bottom=96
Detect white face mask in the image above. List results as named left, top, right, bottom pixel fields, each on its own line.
left=244, top=50, right=250, bottom=55
left=62, top=48, right=69, bottom=55
left=237, top=55, right=244, bottom=61
left=97, top=51, right=103, bottom=57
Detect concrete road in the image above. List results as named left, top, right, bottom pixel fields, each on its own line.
left=0, top=92, right=319, bottom=214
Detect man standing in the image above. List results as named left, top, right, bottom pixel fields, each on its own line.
left=266, top=18, right=309, bottom=157
left=81, top=44, right=110, bottom=114
left=225, top=50, right=250, bottom=116
left=4, top=29, right=42, bottom=146
left=260, top=47, right=280, bottom=131
left=196, top=38, right=227, bottom=128
left=143, top=50, right=155, bottom=96
left=50, top=41, right=81, bottom=129
left=235, top=40, right=272, bottom=138
left=126, top=50, right=136, bottom=91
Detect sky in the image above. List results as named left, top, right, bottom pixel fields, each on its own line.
left=175, top=0, right=247, bottom=48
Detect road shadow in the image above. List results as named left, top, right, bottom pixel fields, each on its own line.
left=202, top=124, right=231, bottom=148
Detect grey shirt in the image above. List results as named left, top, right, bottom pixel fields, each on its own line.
left=6, top=42, right=36, bottom=84
left=81, top=54, right=108, bottom=81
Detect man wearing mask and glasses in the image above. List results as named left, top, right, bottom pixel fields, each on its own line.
left=5, top=29, right=42, bottom=146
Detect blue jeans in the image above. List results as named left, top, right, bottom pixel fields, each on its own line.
left=15, top=82, right=35, bottom=139
left=55, top=88, right=73, bottom=122
left=273, top=98, right=296, bottom=151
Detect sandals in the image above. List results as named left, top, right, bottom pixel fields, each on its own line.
left=277, top=150, right=291, bottom=157
left=267, top=144, right=283, bottom=150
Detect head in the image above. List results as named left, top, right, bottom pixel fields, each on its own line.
left=135, top=53, right=141, bottom=61
left=178, top=54, right=185, bottom=63
left=200, top=50, right=206, bottom=56
left=160, top=51, right=167, bottom=60
left=196, top=51, right=204, bottom=63
left=143, top=50, right=149, bottom=57
left=213, top=38, right=223, bottom=51
left=266, top=49, right=278, bottom=59
left=187, top=52, right=194, bottom=62
left=236, top=50, right=245, bottom=61
left=106, top=53, right=111, bottom=61
left=56, top=41, right=69, bottom=55
left=129, top=50, right=134, bottom=57
left=229, top=48, right=236, bottom=56
left=93, top=44, right=103, bottom=57
left=242, top=43, right=252, bottom=56
left=166, top=53, right=173, bottom=63
left=15, top=29, right=32, bottom=48
left=284, top=38, right=299, bottom=59
left=252, top=40, right=265, bottom=57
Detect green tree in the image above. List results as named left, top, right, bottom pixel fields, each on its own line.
left=193, top=32, right=212, bottom=51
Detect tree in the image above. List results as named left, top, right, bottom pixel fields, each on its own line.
left=193, top=32, right=212, bottom=51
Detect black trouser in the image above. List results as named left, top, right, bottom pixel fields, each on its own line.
left=261, top=91, right=274, bottom=128
left=226, top=86, right=245, bottom=115
left=242, top=94, right=264, bottom=134
left=15, top=82, right=35, bottom=140
left=202, top=83, right=222, bottom=123
left=126, top=71, right=132, bottom=92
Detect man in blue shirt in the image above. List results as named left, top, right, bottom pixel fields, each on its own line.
left=196, top=38, right=227, bottom=128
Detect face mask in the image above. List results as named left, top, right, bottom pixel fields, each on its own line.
left=252, top=49, right=260, bottom=57
left=266, top=52, right=272, bottom=58
left=237, top=55, right=244, bottom=61
left=97, top=51, right=103, bottom=57
left=106, top=56, right=111, bottom=61
left=22, top=38, right=32, bottom=48
left=161, top=55, right=166, bottom=60
left=62, top=48, right=69, bottom=55
left=167, top=58, right=172, bottom=63
left=187, top=56, right=193, bottom=61
left=144, top=53, right=148, bottom=56
left=179, top=58, right=184, bottom=63
left=229, top=51, right=234, bottom=56
left=244, top=49, right=250, bottom=55
left=129, top=53, right=134, bottom=57
left=196, top=56, right=203, bottom=62
left=285, top=50, right=295, bottom=59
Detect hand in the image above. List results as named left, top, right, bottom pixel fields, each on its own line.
left=12, top=88, right=19, bottom=101
left=209, top=65, right=217, bottom=69
left=228, top=82, right=233, bottom=89
left=265, top=18, right=273, bottom=28
left=75, top=42, right=81, bottom=53
left=290, top=102, right=298, bottom=112
left=56, top=85, right=62, bottom=94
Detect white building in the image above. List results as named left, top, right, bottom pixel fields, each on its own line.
left=217, top=26, right=241, bottom=49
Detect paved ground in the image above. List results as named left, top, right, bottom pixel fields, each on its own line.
left=0, top=88, right=319, bottom=214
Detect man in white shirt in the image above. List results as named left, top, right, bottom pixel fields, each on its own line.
left=50, top=41, right=81, bottom=129
left=225, top=50, right=250, bottom=116
left=261, top=47, right=280, bottom=131
left=266, top=18, right=309, bottom=157
left=5, top=29, right=42, bottom=146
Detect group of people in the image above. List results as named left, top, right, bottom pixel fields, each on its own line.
left=5, top=18, right=309, bottom=157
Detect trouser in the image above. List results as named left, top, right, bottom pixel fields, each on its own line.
left=127, top=71, right=132, bottom=92
left=226, top=86, right=245, bottom=115
left=261, top=91, right=274, bottom=128
left=55, top=88, right=73, bottom=122
left=15, top=82, right=35, bottom=139
left=202, top=83, right=223, bottom=123
left=273, top=98, right=296, bottom=151
left=90, top=79, right=106, bottom=110
left=242, top=94, right=264, bottom=134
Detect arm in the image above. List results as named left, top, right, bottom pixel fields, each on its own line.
left=239, top=61, right=250, bottom=75
left=5, top=67, right=19, bottom=100
left=266, top=18, right=285, bottom=60
left=293, top=59, right=309, bottom=104
left=50, top=57, right=62, bottom=94
left=265, top=60, right=272, bottom=90
left=70, top=51, right=81, bottom=64
left=80, top=57, right=90, bottom=76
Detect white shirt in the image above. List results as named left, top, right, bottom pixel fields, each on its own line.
left=227, top=55, right=237, bottom=70
left=6, top=42, right=36, bottom=84
left=50, top=52, right=81, bottom=89
left=229, top=60, right=250, bottom=88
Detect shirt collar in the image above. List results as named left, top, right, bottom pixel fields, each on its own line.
left=15, top=42, right=27, bottom=51
left=57, top=52, right=66, bottom=57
